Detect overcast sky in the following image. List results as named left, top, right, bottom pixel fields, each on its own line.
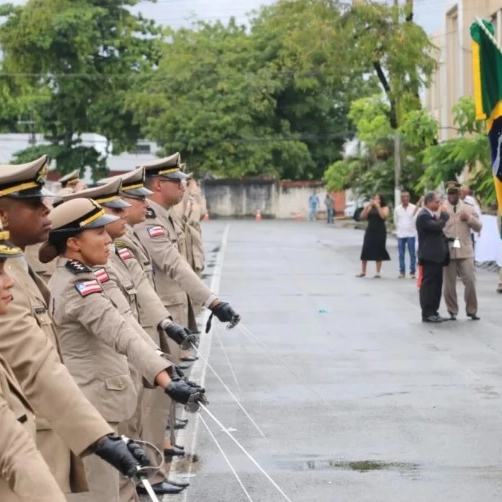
left=130, top=0, right=448, bottom=34
left=8, top=0, right=449, bottom=34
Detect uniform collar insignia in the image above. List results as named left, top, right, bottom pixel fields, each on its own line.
left=146, top=206, right=156, bottom=218
left=65, top=260, right=91, bottom=274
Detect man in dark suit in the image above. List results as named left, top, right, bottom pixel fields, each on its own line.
left=416, top=191, right=450, bottom=322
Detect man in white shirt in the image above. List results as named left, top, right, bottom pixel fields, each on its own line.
left=394, top=191, right=420, bottom=278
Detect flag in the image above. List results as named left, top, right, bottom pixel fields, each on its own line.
left=470, top=19, right=502, bottom=212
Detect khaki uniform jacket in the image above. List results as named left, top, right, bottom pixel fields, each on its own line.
left=113, top=237, right=172, bottom=354
left=186, top=193, right=205, bottom=271
left=443, top=201, right=482, bottom=259
left=134, top=200, right=216, bottom=316
left=24, top=243, right=57, bottom=283
left=0, top=355, right=66, bottom=502
left=1, top=257, right=113, bottom=492
left=48, top=258, right=172, bottom=423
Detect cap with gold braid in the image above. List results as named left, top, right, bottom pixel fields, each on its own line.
left=0, top=231, right=22, bottom=259
left=97, top=167, right=153, bottom=197
left=140, top=152, right=187, bottom=181
left=445, top=181, right=461, bottom=194
left=49, top=199, right=119, bottom=234
left=59, top=178, right=131, bottom=209
left=58, top=169, right=80, bottom=188
left=180, top=163, right=193, bottom=180
left=0, top=155, right=55, bottom=198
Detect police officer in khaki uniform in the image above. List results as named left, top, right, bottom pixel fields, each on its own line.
left=134, top=153, right=240, bottom=339
left=0, top=232, right=66, bottom=502
left=98, top=168, right=192, bottom=488
left=443, top=181, right=483, bottom=320
left=44, top=198, right=206, bottom=502
left=0, top=157, right=153, bottom=495
left=58, top=178, right=195, bottom=496
left=58, top=169, right=85, bottom=196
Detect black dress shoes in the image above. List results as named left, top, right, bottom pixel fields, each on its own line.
left=168, top=479, right=190, bottom=488
left=422, top=315, right=442, bottom=323
left=164, top=445, right=185, bottom=458
left=137, top=481, right=184, bottom=495
left=181, top=356, right=199, bottom=362
left=447, top=312, right=457, bottom=320
left=467, top=313, right=481, bottom=320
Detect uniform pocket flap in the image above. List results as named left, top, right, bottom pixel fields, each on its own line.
left=105, top=374, right=133, bottom=391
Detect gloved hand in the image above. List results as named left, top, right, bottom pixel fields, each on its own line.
left=210, top=302, right=239, bottom=323
left=165, top=379, right=206, bottom=404
left=206, top=302, right=240, bottom=333
left=173, top=365, right=202, bottom=389
left=164, top=322, right=188, bottom=346
left=94, top=434, right=150, bottom=479
left=180, top=328, right=199, bottom=350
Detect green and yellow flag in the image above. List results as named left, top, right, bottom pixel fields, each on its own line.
left=471, top=19, right=502, bottom=212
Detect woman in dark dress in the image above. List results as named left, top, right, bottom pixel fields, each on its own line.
left=356, top=193, right=390, bottom=278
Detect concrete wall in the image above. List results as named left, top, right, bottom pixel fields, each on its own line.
left=202, top=179, right=345, bottom=219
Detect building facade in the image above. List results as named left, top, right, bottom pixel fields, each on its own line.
left=425, top=0, right=502, bottom=140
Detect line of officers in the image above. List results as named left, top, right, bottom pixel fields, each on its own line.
left=0, top=152, right=240, bottom=501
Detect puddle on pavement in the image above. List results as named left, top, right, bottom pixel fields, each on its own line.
left=281, top=457, right=420, bottom=474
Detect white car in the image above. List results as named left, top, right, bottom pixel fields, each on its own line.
left=344, top=200, right=367, bottom=221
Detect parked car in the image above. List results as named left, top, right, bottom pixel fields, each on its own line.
left=344, top=199, right=367, bottom=221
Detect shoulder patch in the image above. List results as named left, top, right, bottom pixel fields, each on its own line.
left=65, top=260, right=91, bottom=275
left=94, top=268, right=110, bottom=283
left=75, top=280, right=103, bottom=297
left=118, top=247, right=133, bottom=261
left=147, top=226, right=165, bottom=238
left=146, top=206, right=156, bottom=219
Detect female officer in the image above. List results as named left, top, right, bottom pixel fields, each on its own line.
left=0, top=231, right=66, bottom=501
left=42, top=198, right=206, bottom=502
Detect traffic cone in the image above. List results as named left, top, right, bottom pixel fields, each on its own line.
left=255, top=209, right=262, bottom=221
left=203, top=211, right=210, bottom=221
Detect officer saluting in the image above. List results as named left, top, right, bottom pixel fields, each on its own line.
left=0, top=157, right=152, bottom=495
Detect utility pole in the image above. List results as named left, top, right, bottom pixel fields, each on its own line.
left=393, top=0, right=402, bottom=210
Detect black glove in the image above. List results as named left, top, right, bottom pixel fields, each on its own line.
left=164, top=323, right=188, bottom=345
left=173, top=366, right=203, bottom=389
left=94, top=434, right=149, bottom=479
left=180, top=328, right=200, bottom=350
left=206, top=302, right=240, bottom=333
left=165, top=379, right=206, bottom=404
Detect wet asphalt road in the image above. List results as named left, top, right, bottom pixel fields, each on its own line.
left=148, top=220, right=502, bottom=502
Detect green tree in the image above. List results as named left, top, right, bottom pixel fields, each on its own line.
left=0, top=0, right=160, bottom=178
left=127, top=0, right=377, bottom=179
left=418, top=97, right=492, bottom=204
left=324, top=95, right=438, bottom=203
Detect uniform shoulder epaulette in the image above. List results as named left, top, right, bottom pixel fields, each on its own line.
left=65, top=260, right=91, bottom=275
left=114, top=240, right=128, bottom=249
left=146, top=206, right=156, bottom=219
left=464, top=201, right=473, bottom=206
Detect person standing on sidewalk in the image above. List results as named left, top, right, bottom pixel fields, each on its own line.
left=308, top=192, right=319, bottom=221
left=324, top=193, right=334, bottom=224
left=416, top=191, right=450, bottom=323
left=394, top=191, right=419, bottom=279
left=442, top=182, right=482, bottom=320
